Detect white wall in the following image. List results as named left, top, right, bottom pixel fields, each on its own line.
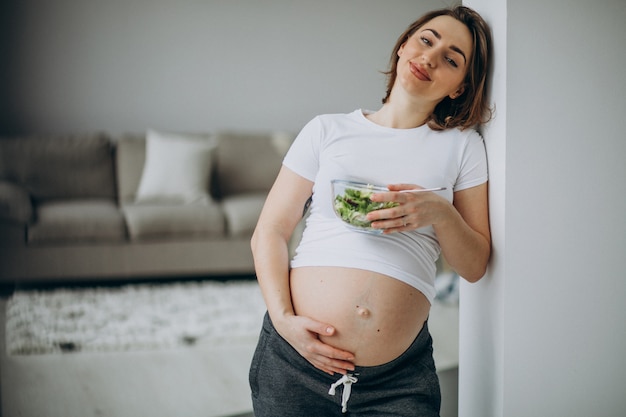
left=0, top=1, right=12, bottom=131
left=462, top=0, right=626, bottom=416
left=2, top=0, right=448, bottom=135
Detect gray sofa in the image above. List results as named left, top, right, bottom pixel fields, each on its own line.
left=0, top=130, right=297, bottom=283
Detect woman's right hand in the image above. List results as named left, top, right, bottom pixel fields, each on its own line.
left=276, top=314, right=356, bottom=376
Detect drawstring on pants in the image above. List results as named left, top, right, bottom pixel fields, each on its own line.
left=328, top=373, right=358, bottom=413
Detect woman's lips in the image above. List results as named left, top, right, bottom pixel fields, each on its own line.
left=410, top=63, right=431, bottom=81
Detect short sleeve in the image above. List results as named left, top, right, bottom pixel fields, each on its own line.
left=455, top=130, right=488, bottom=191
left=282, top=116, right=322, bottom=181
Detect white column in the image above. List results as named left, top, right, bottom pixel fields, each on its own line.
left=461, top=0, right=626, bottom=416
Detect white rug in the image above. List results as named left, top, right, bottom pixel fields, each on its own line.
left=5, top=279, right=267, bottom=356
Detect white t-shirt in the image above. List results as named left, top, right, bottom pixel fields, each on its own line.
left=283, top=109, right=488, bottom=303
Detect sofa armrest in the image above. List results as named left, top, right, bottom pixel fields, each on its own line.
left=0, top=180, right=33, bottom=224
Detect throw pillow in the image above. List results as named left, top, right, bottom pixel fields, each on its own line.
left=0, top=180, right=33, bottom=224
left=135, top=130, right=216, bottom=204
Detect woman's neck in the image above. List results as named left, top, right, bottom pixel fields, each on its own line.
left=366, top=93, right=436, bottom=129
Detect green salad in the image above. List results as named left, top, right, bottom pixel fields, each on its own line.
left=334, top=186, right=398, bottom=228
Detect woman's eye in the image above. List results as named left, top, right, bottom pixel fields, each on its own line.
left=420, top=37, right=431, bottom=46
left=446, top=57, right=458, bottom=68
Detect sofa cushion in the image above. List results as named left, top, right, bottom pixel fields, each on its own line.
left=28, top=200, right=126, bottom=244
left=0, top=181, right=33, bottom=224
left=122, top=202, right=225, bottom=240
left=0, top=134, right=116, bottom=202
left=221, top=193, right=266, bottom=237
left=115, top=134, right=146, bottom=204
left=213, top=132, right=294, bottom=198
left=135, top=130, right=217, bottom=204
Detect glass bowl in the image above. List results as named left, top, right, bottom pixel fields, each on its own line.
left=331, top=179, right=398, bottom=234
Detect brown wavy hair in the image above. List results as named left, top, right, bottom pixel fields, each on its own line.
left=382, top=5, right=493, bottom=130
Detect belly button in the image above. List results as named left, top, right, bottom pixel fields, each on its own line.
left=356, top=306, right=371, bottom=318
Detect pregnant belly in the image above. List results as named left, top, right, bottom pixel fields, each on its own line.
left=290, top=266, right=431, bottom=366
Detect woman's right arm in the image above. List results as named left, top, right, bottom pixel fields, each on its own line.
left=251, top=166, right=355, bottom=375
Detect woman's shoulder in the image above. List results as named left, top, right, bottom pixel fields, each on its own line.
left=428, top=125, right=483, bottom=143
left=302, top=110, right=370, bottom=133
left=313, top=109, right=363, bottom=123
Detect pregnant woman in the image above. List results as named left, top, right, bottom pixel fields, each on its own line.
left=249, top=5, right=492, bottom=416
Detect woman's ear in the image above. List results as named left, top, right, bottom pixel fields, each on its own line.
left=397, top=40, right=408, bottom=57
left=450, top=85, right=466, bottom=99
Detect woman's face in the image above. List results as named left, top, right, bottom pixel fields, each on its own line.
left=396, top=15, right=473, bottom=104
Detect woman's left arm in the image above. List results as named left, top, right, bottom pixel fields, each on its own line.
left=433, top=183, right=491, bottom=282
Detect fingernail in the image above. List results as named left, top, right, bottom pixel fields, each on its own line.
left=326, top=326, right=333, bottom=334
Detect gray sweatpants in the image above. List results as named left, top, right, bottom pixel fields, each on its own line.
left=249, top=312, right=441, bottom=417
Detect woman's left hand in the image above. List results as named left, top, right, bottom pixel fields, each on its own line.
left=366, top=184, right=451, bottom=233
left=366, top=182, right=491, bottom=281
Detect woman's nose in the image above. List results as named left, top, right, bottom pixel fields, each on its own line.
left=421, top=50, right=436, bottom=67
